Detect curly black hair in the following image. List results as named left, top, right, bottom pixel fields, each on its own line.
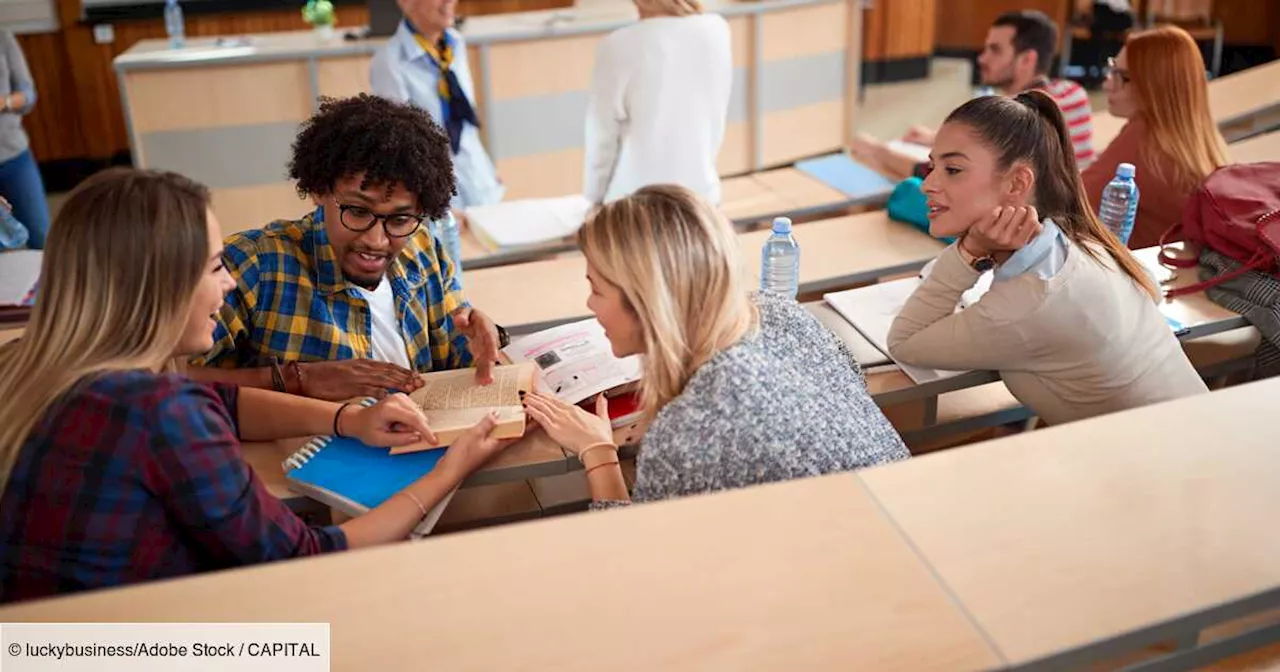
left=288, top=94, right=457, bottom=219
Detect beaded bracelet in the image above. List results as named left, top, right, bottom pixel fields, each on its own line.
left=399, top=490, right=428, bottom=517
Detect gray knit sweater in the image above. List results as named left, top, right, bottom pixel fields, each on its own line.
left=597, top=293, right=909, bottom=509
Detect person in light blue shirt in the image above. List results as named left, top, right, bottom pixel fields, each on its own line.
left=370, top=0, right=504, bottom=210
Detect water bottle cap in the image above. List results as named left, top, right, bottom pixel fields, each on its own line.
left=1116, top=163, right=1136, bottom=179
left=771, top=217, right=793, bottom=234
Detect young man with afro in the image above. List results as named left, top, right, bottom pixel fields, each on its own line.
left=188, top=94, right=507, bottom=401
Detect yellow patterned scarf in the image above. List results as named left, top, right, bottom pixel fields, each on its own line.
left=412, top=32, right=454, bottom=103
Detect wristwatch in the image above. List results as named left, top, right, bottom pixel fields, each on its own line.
left=958, top=240, right=997, bottom=273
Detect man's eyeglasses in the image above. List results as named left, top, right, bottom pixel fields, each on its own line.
left=1104, top=57, right=1130, bottom=84
left=336, top=203, right=426, bottom=238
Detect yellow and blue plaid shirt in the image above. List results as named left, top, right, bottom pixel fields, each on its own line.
left=193, top=207, right=472, bottom=372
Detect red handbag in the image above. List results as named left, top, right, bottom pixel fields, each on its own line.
left=1158, top=162, right=1280, bottom=298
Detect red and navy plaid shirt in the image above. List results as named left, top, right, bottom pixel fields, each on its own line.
left=0, top=370, right=346, bottom=604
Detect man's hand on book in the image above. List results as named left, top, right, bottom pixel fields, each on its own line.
left=452, top=307, right=501, bottom=385
left=522, top=392, right=613, bottom=455
left=343, top=393, right=439, bottom=447
left=298, top=360, right=424, bottom=400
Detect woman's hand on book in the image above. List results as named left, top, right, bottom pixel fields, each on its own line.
left=344, top=394, right=438, bottom=447
left=438, top=411, right=515, bottom=476
left=299, top=360, right=425, bottom=400
left=521, top=392, right=613, bottom=455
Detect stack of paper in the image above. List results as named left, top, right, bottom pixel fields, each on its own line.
left=465, top=195, right=592, bottom=249
left=823, top=278, right=971, bottom=385
left=885, top=139, right=932, bottom=164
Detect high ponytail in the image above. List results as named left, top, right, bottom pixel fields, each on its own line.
left=945, top=93, right=1158, bottom=300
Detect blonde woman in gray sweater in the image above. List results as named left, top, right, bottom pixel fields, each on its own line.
left=523, top=186, right=908, bottom=507
left=888, top=92, right=1206, bottom=425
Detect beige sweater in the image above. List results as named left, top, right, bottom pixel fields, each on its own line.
left=887, top=242, right=1208, bottom=425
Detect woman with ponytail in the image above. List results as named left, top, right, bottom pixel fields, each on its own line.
left=0, top=169, right=513, bottom=603
left=522, top=185, right=907, bottom=507
left=888, top=92, right=1207, bottom=426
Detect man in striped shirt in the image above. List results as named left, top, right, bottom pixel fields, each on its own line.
left=852, top=10, right=1096, bottom=175
left=976, top=10, right=1095, bottom=167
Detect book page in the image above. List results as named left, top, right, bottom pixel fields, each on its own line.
left=501, top=319, right=641, bottom=405
left=390, top=364, right=534, bottom=454
left=412, top=364, right=531, bottom=411
left=823, top=278, right=969, bottom=385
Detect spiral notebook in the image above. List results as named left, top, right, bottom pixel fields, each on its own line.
left=281, top=401, right=457, bottom=538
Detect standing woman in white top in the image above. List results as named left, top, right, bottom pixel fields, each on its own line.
left=583, top=0, right=731, bottom=205
left=370, top=0, right=504, bottom=209
left=887, top=92, right=1206, bottom=425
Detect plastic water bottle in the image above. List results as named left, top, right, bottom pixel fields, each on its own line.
left=1099, top=163, right=1140, bottom=245
left=164, top=0, right=186, bottom=49
left=434, top=211, right=464, bottom=281
left=760, top=217, right=800, bottom=298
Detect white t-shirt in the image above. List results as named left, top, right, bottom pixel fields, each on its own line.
left=354, top=279, right=413, bottom=369
left=583, top=13, right=733, bottom=205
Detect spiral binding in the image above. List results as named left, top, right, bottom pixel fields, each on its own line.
left=281, top=397, right=378, bottom=472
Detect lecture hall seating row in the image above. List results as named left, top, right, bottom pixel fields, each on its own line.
left=6, top=375, right=1279, bottom=671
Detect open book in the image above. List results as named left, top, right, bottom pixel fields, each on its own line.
left=389, top=362, right=539, bottom=455
left=502, top=318, right=644, bottom=428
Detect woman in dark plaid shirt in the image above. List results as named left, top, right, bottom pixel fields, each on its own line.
left=0, top=169, right=509, bottom=604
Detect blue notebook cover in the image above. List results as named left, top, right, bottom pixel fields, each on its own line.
left=284, top=436, right=448, bottom=513
left=796, top=153, right=895, bottom=200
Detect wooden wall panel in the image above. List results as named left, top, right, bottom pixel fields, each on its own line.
left=1210, top=0, right=1272, bottom=46
left=934, top=0, right=1069, bottom=52
left=15, top=32, right=82, bottom=162
left=863, top=0, right=935, bottom=60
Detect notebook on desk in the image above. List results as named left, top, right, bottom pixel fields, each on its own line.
left=465, top=195, right=592, bottom=249
left=282, top=399, right=457, bottom=538
left=795, top=153, right=896, bottom=201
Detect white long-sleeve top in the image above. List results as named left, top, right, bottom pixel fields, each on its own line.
left=583, top=14, right=732, bottom=205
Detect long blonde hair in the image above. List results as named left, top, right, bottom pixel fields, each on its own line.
left=0, top=168, right=212, bottom=493
left=1127, top=25, right=1229, bottom=192
left=578, top=185, right=754, bottom=420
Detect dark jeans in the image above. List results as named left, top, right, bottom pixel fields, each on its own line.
left=0, top=150, right=50, bottom=249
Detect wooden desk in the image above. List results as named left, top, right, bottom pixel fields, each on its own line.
left=468, top=210, right=944, bottom=333
left=458, top=167, right=879, bottom=272
left=861, top=375, right=1280, bottom=669
left=1209, top=60, right=1280, bottom=142
left=1228, top=130, right=1280, bottom=164
left=0, top=325, right=22, bottom=345
left=0, top=474, right=1002, bottom=671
